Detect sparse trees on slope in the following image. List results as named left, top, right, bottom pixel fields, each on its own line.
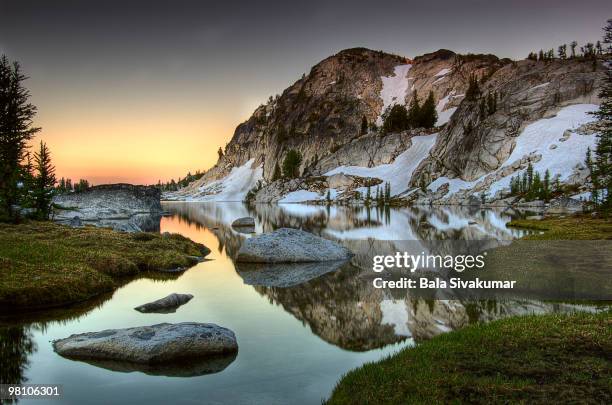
left=382, top=104, right=409, bottom=133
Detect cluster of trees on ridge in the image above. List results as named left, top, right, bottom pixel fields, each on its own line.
left=527, top=40, right=608, bottom=61
left=380, top=90, right=438, bottom=134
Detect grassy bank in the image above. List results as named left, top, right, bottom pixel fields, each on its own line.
left=327, top=311, right=611, bottom=404
left=0, top=222, right=210, bottom=309
left=508, top=215, right=612, bottom=240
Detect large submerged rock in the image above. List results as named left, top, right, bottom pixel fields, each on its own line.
left=53, top=322, right=238, bottom=363
left=236, top=228, right=352, bottom=263
left=134, top=293, right=194, bottom=313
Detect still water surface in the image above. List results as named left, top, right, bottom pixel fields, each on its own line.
left=1, top=202, right=598, bottom=404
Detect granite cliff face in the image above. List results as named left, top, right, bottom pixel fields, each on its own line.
left=167, top=48, right=603, bottom=204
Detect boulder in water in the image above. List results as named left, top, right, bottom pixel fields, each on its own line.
left=53, top=322, right=238, bottom=363
left=236, top=228, right=352, bottom=263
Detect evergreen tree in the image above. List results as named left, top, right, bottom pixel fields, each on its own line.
left=282, top=149, right=302, bottom=178
left=543, top=169, right=551, bottom=201
left=217, top=147, right=223, bottom=159
left=382, top=104, right=410, bottom=133
left=365, top=185, right=371, bottom=206
left=32, top=141, right=55, bottom=219
left=532, top=172, right=542, bottom=200
left=360, top=115, right=368, bottom=135
left=326, top=189, right=331, bottom=203
left=570, top=41, right=578, bottom=58
left=558, top=44, right=567, bottom=59
left=419, top=91, right=438, bottom=128
left=590, top=19, right=612, bottom=213
left=527, top=163, right=534, bottom=190
left=0, top=55, right=41, bottom=221
left=407, top=90, right=421, bottom=128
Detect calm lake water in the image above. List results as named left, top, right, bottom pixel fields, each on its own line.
left=1, top=202, right=603, bottom=404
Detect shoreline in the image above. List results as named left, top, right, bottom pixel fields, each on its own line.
left=0, top=221, right=210, bottom=311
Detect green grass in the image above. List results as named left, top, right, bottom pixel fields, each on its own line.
left=327, top=310, right=612, bottom=404
left=0, top=221, right=210, bottom=309
left=508, top=215, right=612, bottom=240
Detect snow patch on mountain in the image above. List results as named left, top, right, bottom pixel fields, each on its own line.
left=436, top=92, right=457, bottom=125
left=377, top=64, right=412, bottom=125
left=326, top=133, right=437, bottom=196
left=183, top=159, right=262, bottom=202
left=429, top=104, right=598, bottom=197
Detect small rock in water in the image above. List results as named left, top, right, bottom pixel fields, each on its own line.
left=236, top=228, right=352, bottom=263
left=232, top=217, right=255, bottom=228
left=134, top=293, right=194, bottom=313
left=69, top=216, right=82, bottom=227
left=53, top=322, right=238, bottom=363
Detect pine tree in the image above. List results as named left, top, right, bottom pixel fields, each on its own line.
left=282, top=149, right=302, bottom=178
left=590, top=19, right=612, bottom=213
left=419, top=91, right=438, bottom=128
left=558, top=44, right=567, bottom=59
left=407, top=90, right=421, bottom=129
left=365, top=185, right=371, bottom=206
left=0, top=55, right=41, bottom=221
left=326, top=189, right=331, bottom=203
left=543, top=169, right=551, bottom=201
left=570, top=41, right=578, bottom=58
left=382, top=104, right=410, bottom=133
left=532, top=172, right=542, bottom=200
left=527, top=163, right=534, bottom=190
left=32, top=141, right=56, bottom=219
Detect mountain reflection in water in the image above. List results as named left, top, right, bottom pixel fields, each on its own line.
left=0, top=202, right=603, bottom=405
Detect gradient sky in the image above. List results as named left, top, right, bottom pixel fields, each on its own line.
left=1, top=0, right=610, bottom=184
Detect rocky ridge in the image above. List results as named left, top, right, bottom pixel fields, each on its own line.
left=166, top=48, right=603, bottom=205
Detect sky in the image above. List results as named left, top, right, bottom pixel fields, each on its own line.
left=1, top=0, right=610, bottom=185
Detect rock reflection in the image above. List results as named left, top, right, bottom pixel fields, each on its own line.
left=60, top=352, right=238, bottom=378
left=236, top=260, right=350, bottom=288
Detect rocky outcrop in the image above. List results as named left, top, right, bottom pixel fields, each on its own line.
left=53, top=184, right=163, bottom=231
left=236, top=228, right=353, bottom=263
left=53, top=323, right=238, bottom=363
left=134, top=293, right=194, bottom=313
left=171, top=47, right=603, bottom=205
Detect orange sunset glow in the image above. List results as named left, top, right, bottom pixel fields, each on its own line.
left=28, top=94, right=262, bottom=185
